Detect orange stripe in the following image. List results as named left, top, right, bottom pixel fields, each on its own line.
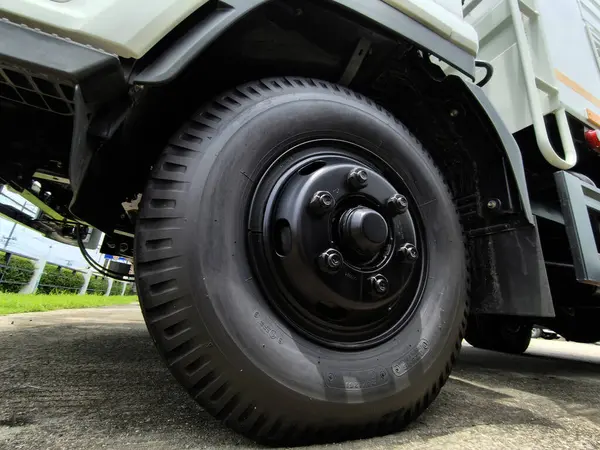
left=555, top=69, right=600, bottom=109
left=588, top=109, right=600, bottom=128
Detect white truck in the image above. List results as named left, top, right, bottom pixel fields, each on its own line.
left=0, top=0, right=598, bottom=444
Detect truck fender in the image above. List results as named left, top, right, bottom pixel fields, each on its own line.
left=133, top=0, right=476, bottom=85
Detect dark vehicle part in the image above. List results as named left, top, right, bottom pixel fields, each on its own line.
left=318, top=248, right=344, bottom=274
left=555, top=170, right=600, bottom=285
left=550, top=308, right=600, bottom=343
left=135, top=78, right=468, bottom=444
left=0, top=19, right=126, bottom=109
left=466, top=315, right=532, bottom=355
left=474, top=60, right=494, bottom=87
left=100, top=232, right=134, bottom=259
left=541, top=263, right=600, bottom=344
left=76, top=225, right=134, bottom=282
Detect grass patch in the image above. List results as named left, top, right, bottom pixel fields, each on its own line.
left=0, top=293, right=138, bottom=315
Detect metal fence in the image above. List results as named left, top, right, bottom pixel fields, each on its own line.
left=0, top=254, right=35, bottom=292
left=0, top=251, right=134, bottom=296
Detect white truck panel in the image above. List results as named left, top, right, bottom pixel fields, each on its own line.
left=383, top=0, right=479, bottom=54
left=0, top=0, right=479, bottom=59
left=464, top=0, right=551, bottom=133
left=544, top=0, right=600, bottom=127
left=465, top=0, right=600, bottom=133
left=0, top=0, right=211, bottom=58
left=433, top=0, right=465, bottom=17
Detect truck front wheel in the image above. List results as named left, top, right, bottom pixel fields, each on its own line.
left=135, top=78, right=468, bottom=445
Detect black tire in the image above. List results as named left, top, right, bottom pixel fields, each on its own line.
left=466, top=315, right=532, bottom=354
left=135, top=78, right=468, bottom=445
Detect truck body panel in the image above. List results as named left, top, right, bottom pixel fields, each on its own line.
left=549, top=0, right=600, bottom=128
left=382, top=0, right=478, bottom=53
left=0, top=0, right=478, bottom=58
left=0, top=0, right=211, bottom=58
left=466, top=0, right=600, bottom=133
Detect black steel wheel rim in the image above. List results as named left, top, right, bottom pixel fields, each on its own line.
left=248, top=139, right=427, bottom=350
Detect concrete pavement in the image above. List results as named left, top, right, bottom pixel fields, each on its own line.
left=1, top=304, right=599, bottom=449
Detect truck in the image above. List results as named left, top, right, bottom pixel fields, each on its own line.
left=0, top=0, right=598, bottom=444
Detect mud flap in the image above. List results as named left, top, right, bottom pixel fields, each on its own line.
left=470, top=223, right=555, bottom=317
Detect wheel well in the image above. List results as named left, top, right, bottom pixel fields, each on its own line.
left=80, top=0, right=523, bottom=242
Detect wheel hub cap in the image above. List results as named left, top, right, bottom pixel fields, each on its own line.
left=340, top=207, right=388, bottom=256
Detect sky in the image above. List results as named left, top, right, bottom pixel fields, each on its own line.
left=0, top=186, right=104, bottom=270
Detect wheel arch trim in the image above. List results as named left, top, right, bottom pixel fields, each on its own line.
left=133, top=0, right=476, bottom=85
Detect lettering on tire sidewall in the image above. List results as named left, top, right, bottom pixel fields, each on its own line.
left=391, top=339, right=430, bottom=377
left=324, top=367, right=390, bottom=390
left=254, top=310, right=284, bottom=345
left=321, top=339, right=430, bottom=391
left=254, top=308, right=430, bottom=388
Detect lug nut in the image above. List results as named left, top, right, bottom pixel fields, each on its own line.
left=387, top=194, right=408, bottom=214
left=347, top=167, right=369, bottom=190
left=369, top=274, right=389, bottom=296
left=318, top=248, right=343, bottom=274
left=309, top=191, right=335, bottom=215
left=399, top=243, right=419, bottom=261
left=487, top=198, right=500, bottom=210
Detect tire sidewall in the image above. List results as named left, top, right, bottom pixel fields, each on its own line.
left=172, top=88, right=466, bottom=420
